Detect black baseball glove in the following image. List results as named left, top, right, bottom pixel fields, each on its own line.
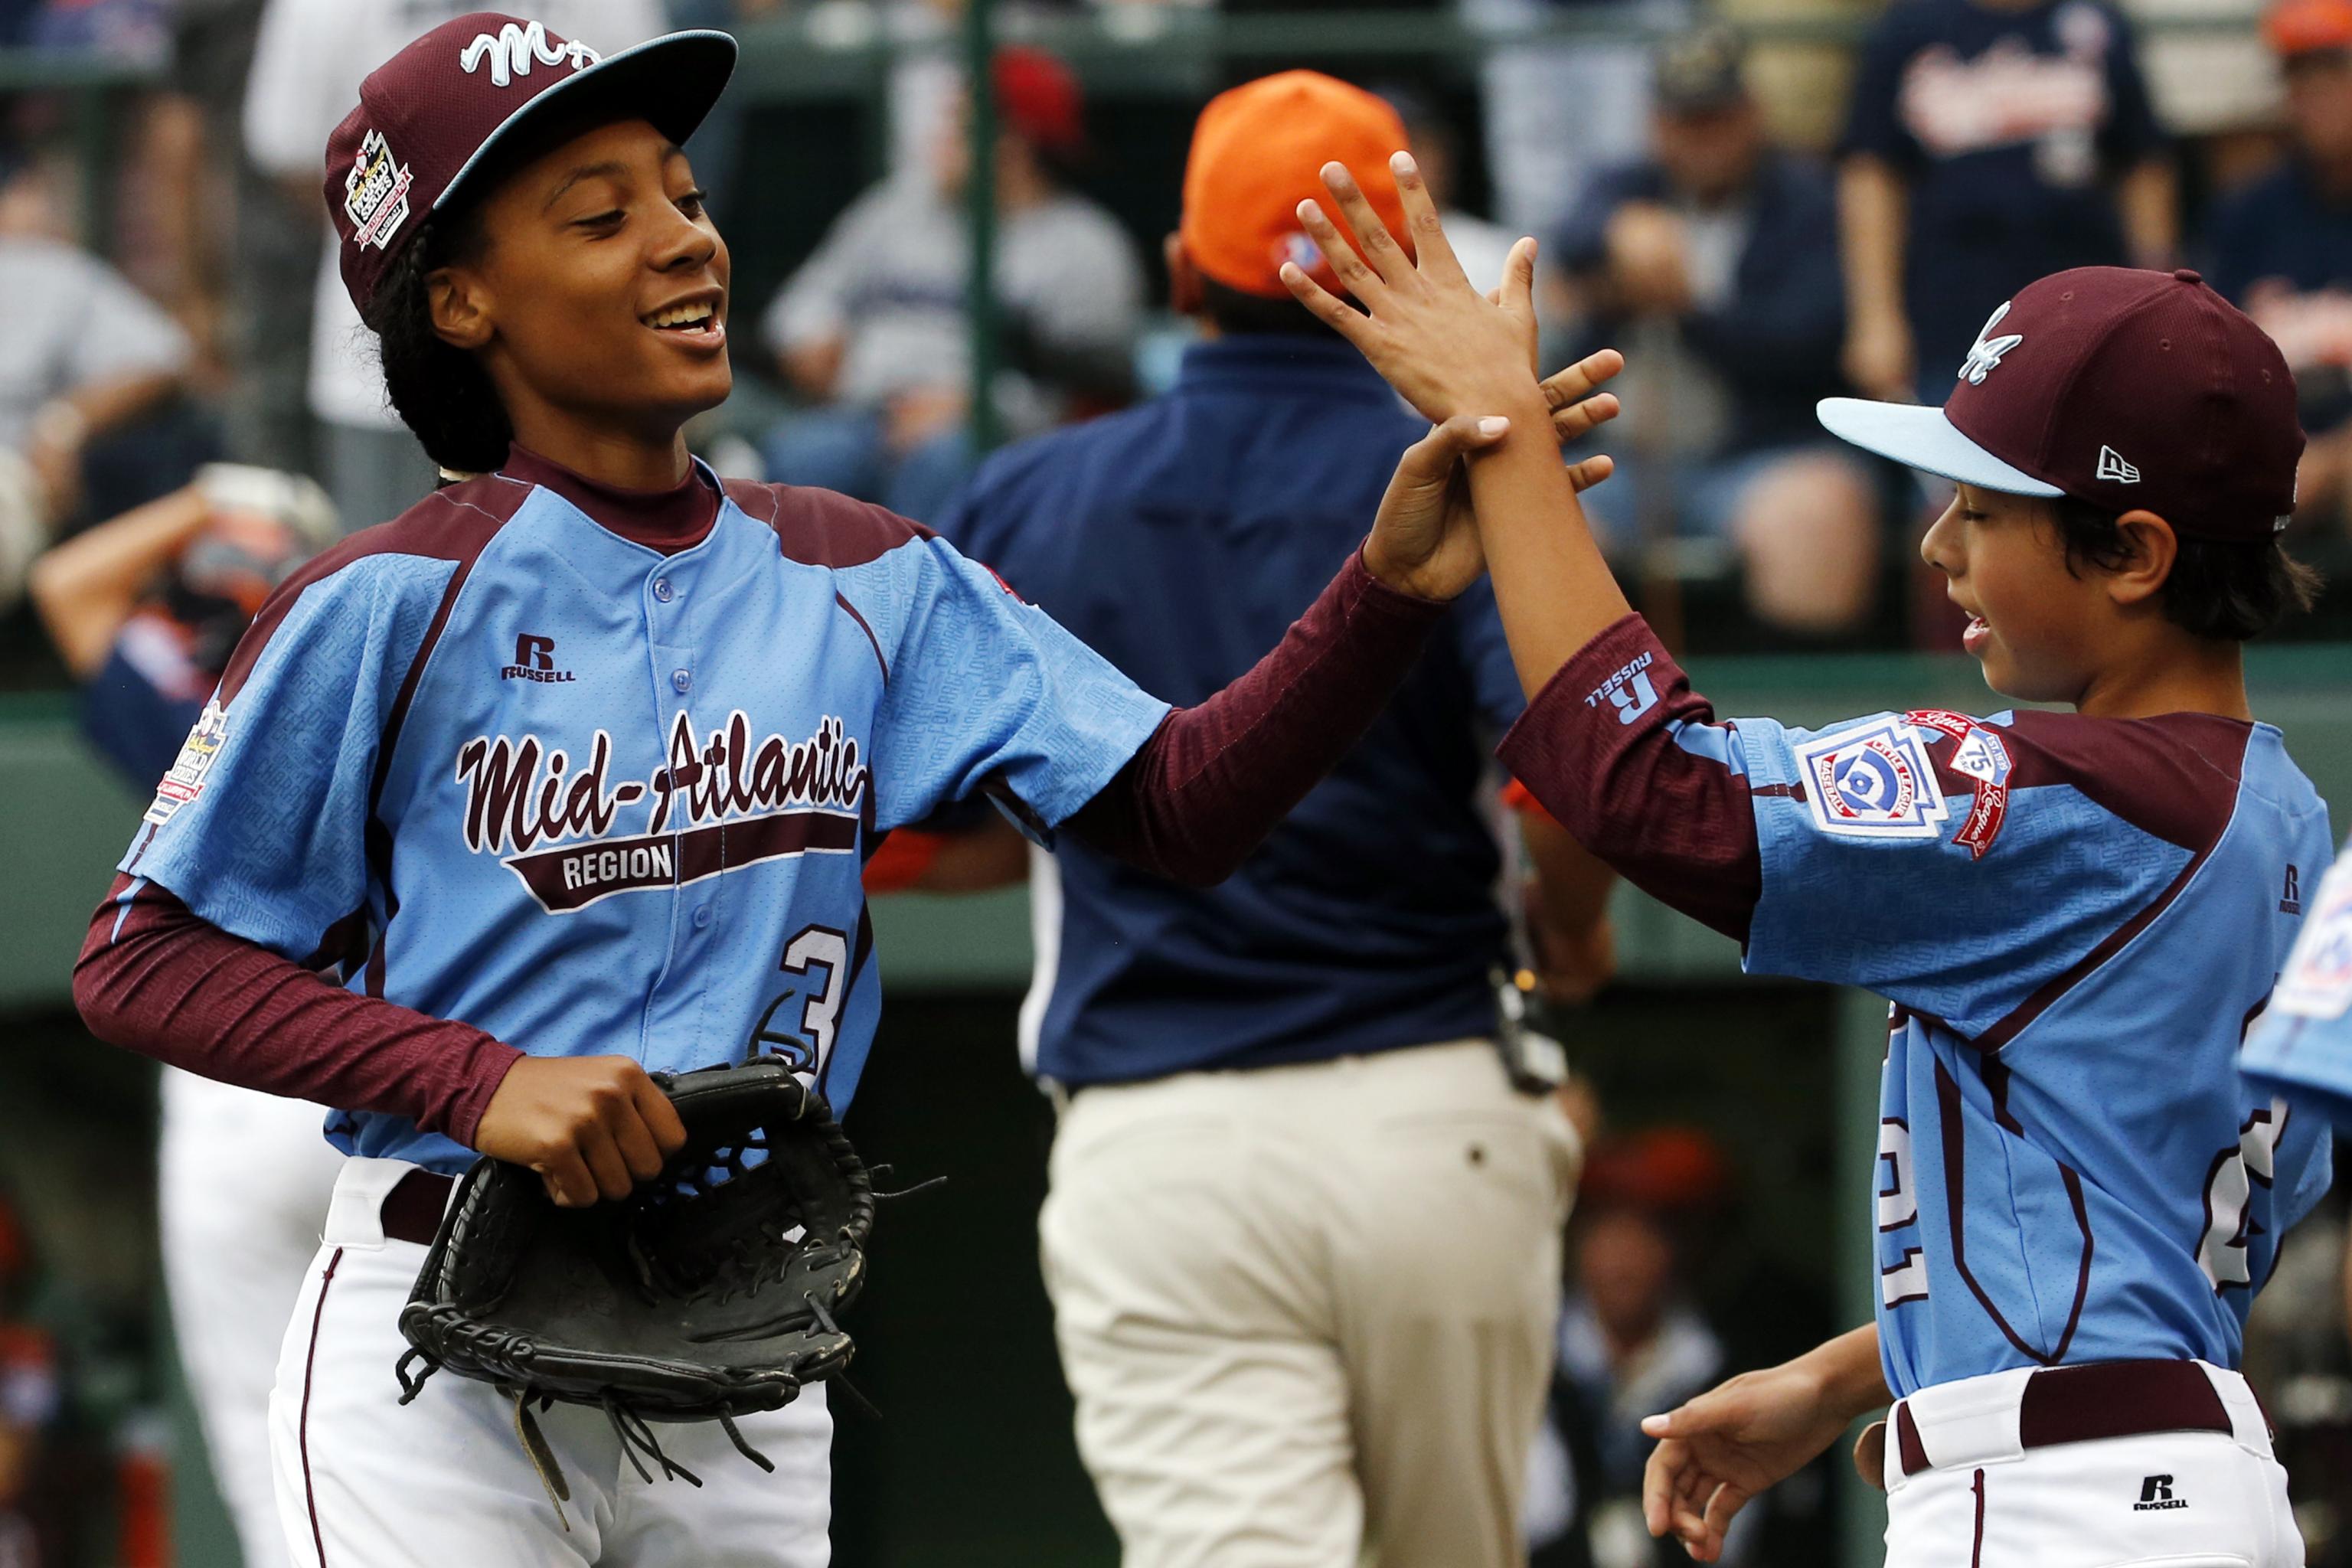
left=394, top=1057, right=872, bottom=1514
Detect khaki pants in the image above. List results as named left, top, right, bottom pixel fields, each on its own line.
left=1040, top=1041, right=1579, bottom=1568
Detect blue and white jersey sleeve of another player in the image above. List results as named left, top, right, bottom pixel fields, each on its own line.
left=1498, top=615, right=2334, bottom=1399
left=2244, top=834, right=2352, bottom=1131
left=115, top=462, right=1168, bottom=1175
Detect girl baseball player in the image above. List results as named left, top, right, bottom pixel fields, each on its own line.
left=1282, top=162, right=2332, bottom=1567
left=69, top=15, right=1614, bottom=1566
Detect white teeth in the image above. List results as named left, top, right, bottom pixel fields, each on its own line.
left=646, top=301, right=715, bottom=328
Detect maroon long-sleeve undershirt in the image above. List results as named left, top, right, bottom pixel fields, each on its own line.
left=1494, top=612, right=1762, bottom=943
left=73, top=551, right=1449, bottom=1145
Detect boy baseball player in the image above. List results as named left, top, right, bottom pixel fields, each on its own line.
left=1279, top=159, right=2334, bottom=1567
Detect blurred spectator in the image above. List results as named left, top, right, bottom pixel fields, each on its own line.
left=757, top=46, right=1143, bottom=523
left=1463, top=0, right=1680, bottom=237
left=1839, top=0, right=2175, bottom=403
left=1556, top=28, right=1881, bottom=637
left=1381, top=85, right=1520, bottom=293
left=0, top=1191, right=54, bottom=1568
left=1526, top=1129, right=1748, bottom=1568
left=23, top=0, right=171, bottom=63
left=0, top=171, right=198, bottom=605
left=2210, top=0, right=2352, bottom=531
left=28, top=463, right=332, bottom=778
left=241, top=0, right=663, bottom=532
left=27, top=466, right=338, bottom=1568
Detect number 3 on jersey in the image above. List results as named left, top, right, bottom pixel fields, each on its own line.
left=750, top=923, right=848, bottom=1077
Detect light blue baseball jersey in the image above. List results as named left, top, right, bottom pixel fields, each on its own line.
left=2243, top=831, right=2352, bottom=1129
left=1500, top=618, right=2335, bottom=1396
left=113, top=453, right=1168, bottom=1174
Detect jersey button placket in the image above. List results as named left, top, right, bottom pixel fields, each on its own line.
left=671, top=668, right=691, bottom=694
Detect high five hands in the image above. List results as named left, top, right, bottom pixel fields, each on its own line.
left=1306, top=152, right=1628, bottom=611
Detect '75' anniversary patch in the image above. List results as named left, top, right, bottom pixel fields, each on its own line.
left=1792, top=717, right=1949, bottom=841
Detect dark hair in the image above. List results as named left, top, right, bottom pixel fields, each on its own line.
left=1199, top=276, right=1340, bottom=339
left=361, top=198, right=511, bottom=476
left=2050, top=495, right=2323, bottom=641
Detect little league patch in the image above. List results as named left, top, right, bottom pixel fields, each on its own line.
left=1793, top=717, right=1949, bottom=841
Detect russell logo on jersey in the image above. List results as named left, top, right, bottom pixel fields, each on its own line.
left=454, top=711, right=868, bottom=912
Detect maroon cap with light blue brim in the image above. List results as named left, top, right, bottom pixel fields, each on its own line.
left=324, top=12, right=737, bottom=318
left=1818, top=266, right=2305, bottom=543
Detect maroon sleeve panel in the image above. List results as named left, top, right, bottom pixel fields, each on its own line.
left=75, top=874, right=522, bottom=1145
left=1494, top=614, right=1762, bottom=942
left=1063, top=550, right=1451, bottom=888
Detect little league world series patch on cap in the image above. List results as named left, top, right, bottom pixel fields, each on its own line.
left=1818, top=266, right=2304, bottom=543
left=324, top=13, right=738, bottom=316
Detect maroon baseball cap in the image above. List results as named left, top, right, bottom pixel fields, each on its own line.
left=1818, top=267, right=2304, bottom=542
left=325, top=13, right=737, bottom=316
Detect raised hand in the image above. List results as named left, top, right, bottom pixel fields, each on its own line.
left=473, top=1054, right=690, bottom=1207
left=1361, top=354, right=1624, bottom=601
left=1281, top=152, right=1548, bottom=426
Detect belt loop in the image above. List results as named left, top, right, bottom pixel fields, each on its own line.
left=322, top=1157, right=415, bottom=1249
left=1883, top=1405, right=1912, bottom=1491
left=2196, top=1361, right=2275, bottom=1459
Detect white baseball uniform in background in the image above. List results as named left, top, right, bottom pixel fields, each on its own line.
left=158, top=1070, right=344, bottom=1568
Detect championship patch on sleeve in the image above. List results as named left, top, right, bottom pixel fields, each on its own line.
left=1791, top=717, right=1949, bottom=841
left=142, top=697, right=228, bottom=828
left=2273, top=857, right=2352, bottom=1021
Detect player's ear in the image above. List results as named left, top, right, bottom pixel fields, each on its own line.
left=1165, top=233, right=1203, bottom=318
left=427, top=265, right=494, bottom=353
left=2105, top=508, right=2178, bottom=609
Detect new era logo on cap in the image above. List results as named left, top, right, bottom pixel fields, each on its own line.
left=2096, top=445, right=2140, bottom=484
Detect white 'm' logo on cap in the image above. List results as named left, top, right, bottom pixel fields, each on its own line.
left=460, top=20, right=600, bottom=87
left=1958, top=301, right=2024, bottom=385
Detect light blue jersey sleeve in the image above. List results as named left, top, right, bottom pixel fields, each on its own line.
left=854, top=534, right=1171, bottom=836
left=117, top=554, right=456, bottom=959
left=2246, top=835, right=2352, bottom=1133
left=1732, top=707, right=2203, bottom=1037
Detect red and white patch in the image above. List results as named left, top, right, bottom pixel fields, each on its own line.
left=342, top=129, right=413, bottom=253
left=1907, top=709, right=2013, bottom=859
left=144, top=697, right=228, bottom=828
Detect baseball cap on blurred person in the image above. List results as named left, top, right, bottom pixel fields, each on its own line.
left=2265, top=0, right=2352, bottom=55
left=1818, top=267, right=2303, bottom=542
left=1179, top=70, right=1411, bottom=301
left=994, top=46, right=1086, bottom=158
left=1652, top=24, right=1749, bottom=113
left=325, top=11, right=737, bottom=317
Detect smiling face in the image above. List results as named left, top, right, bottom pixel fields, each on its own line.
left=428, top=117, right=730, bottom=459
left=1920, top=484, right=2116, bottom=703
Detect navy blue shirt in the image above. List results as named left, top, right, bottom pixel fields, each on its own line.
left=2207, top=158, right=2352, bottom=430
left=1841, top=0, right=2164, bottom=399
left=81, top=613, right=208, bottom=791
left=938, top=337, right=1525, bottom=1087
left=1554, top=152, right=1847, bottom=455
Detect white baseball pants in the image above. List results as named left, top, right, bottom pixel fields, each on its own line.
left=159, top=1070, right=347, bottom=1568
left=1040, top=1040, right=1579, bottom=1568
left=269, top=1158, right=832, bottom=1568
left=1882, top=1361, right=2303, bottom=1567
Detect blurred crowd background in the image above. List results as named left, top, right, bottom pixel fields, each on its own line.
left=1, top=0, right=2351, bottom=1563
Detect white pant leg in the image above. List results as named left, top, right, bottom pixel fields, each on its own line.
left=158, top=1072, right=345, bottom=1568
left=603, top=1387, right=832, bottom=1568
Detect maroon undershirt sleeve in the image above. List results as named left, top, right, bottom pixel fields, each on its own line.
left=1062, top=549, right=1452, bottom=887
left=75, top=874, right=522, bottom=1145
left=1493, top=612, right=1762, bottom=943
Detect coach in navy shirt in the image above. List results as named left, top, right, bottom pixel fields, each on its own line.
left=938, top=72, right=1612, bottom=1568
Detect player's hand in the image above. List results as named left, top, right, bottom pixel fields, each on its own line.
left=1281, top=152, right=1546, bottom=426
left=472, top=1055, right=689, bottom=1207
left=1640, top=1359, right=1854, bottom=1562
left=1362, top=363, right=1622, bottom=599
